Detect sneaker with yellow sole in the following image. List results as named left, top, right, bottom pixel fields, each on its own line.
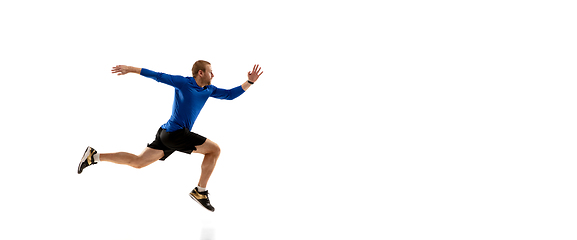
left=77, top=146, right=98, bottom=174
left=189, top=187, right=215, bottom=212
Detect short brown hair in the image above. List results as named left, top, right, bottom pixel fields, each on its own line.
left=192, top=60, right=211, bottom=78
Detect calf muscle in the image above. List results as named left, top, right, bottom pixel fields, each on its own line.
left=100, top=147, right=164, bottom=169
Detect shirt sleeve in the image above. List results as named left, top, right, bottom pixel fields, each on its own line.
left=140, top=68, right=188, bottom=89
left=210, top=85, right=245, bottom=100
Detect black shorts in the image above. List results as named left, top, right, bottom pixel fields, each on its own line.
left=147, top=127, right=207, bottom=160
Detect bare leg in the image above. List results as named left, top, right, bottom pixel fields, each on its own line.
left=100, top=147, right=164, bottom=169
left=193, top=139, right=221, bottom=188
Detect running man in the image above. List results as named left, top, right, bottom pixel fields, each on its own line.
left=78, top=60, right=263, bottom=212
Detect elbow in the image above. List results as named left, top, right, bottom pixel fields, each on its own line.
left=224, top=93, right=242, bottom=100
left=228, top=93, right=244, bottom=100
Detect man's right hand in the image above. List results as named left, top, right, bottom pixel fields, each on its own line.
left=111, top=65, right=141, bottom=75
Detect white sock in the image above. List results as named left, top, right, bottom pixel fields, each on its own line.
left=94, top=153, right=101, bottom=163
left=197, top=186, right=207, bottom=192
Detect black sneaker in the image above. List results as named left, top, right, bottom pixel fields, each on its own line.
left=78, top=146, right=98, bottom=174
left=189, top=188, right=215, bottom=212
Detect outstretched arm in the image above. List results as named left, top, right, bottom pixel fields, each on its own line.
left=111, top=65, right=141, bottom=75
left=111, top=65, right=186, bottom=89
left=211, top=65, right=264, bottom=100
left=241, top=64, right=264, bottom=91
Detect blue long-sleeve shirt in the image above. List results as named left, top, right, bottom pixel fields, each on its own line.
left=140, top=68, right=245, bottom=132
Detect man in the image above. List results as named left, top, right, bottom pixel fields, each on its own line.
left=77, top=60, right=263, bottom=212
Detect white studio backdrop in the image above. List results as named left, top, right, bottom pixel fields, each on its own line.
left=1, top=0, right=576, bottom=239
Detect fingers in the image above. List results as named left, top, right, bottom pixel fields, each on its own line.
left=111, top=65, right=121, bottom=73
left=253, top=64, right=258, bottom=73
left=247, top=64, right=263, bottom=81
left=250, top=64, right=262, bottom=75
left=111, top=65, right=127, bottom=75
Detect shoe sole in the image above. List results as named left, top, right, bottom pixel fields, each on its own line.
left=78, top=146, right=93, bottom=174
left=189, top=193, right=215, bottom=212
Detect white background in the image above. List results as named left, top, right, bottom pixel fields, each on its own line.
left=1, top=0, right=576, bottom=239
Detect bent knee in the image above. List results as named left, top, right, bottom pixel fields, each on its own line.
left=211, top=143, right=221, bottom=155
left=132, top=164, right=146, bottom=169
left=130, top=160, right=148, bottom=169
left=195, top=139, right=221, bottom=155
left=206, top=141, right=221, bottom=155
left=131, top=157, right=158, bottom=169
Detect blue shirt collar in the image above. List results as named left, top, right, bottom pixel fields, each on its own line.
left=190, top=77, right=209, bottom=90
